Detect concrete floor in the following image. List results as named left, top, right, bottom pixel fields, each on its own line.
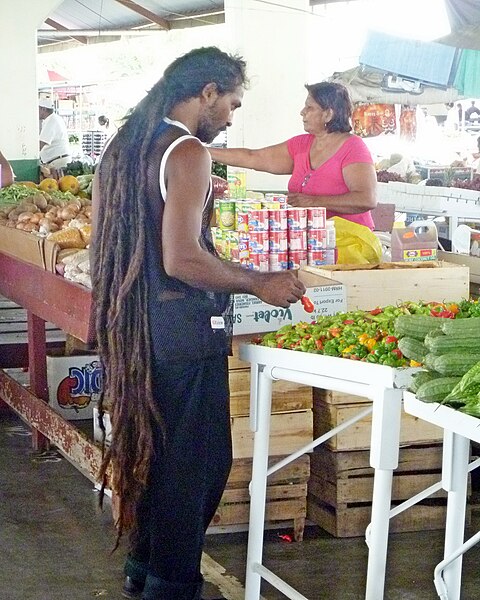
left=1, top=408, right=480, bottom=600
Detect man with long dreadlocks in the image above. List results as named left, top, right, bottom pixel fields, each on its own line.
left=91, top=46, right=306, bottom=600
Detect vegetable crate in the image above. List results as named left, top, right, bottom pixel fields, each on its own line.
left=219, top=335, right=313, bottom=536
left=313, top=388, right=443, bottom=451
left=307, top=444, right=471, bottom=538
left=304, top=262, right=469, bottom=311
left=209, top=454, right=309, bottom=541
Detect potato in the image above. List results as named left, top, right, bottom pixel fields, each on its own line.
left=33, top=193, right=48, bottom=210
left=17, top=211, right=36, bottom=223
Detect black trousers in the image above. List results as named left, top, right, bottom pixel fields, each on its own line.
left=125, top=354, right=232, bottom=600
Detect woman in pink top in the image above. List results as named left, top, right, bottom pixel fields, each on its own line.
left=209, top=82, right=377, bottom=229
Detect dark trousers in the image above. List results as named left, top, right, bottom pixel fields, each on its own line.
left=125, top=355, right=232, bottom=600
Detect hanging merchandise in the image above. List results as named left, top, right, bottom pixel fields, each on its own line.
left=399, top=106, right=417, bottom=142
left=352, top=103, right=396, bottom=137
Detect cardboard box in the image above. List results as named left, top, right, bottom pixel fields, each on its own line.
left=0, top=227, right=59, bottom=272
left=303, top=261, right=469, bottom=310
left=47, top=354, right=102, bottom=420
left=233, top=269, right=346, bottom=335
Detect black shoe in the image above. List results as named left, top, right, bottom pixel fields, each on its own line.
left=122, top=576, right=144, bottom=599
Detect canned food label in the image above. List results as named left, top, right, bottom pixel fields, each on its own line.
left=287, top=208, right=308, bottom=230
left=218, top=200, right=236, bottom=230
left=307, top=208, right=327, bottom=229
left=288, top=229, right=307, bottom=251
left=248, top=209, right=269, bottom=232
left=268, top=209, right=288, bottom=231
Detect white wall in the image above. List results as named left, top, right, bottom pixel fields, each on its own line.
left=0, top=0, right=62, bottom=161
left=223, top=0, right=311, bottom=191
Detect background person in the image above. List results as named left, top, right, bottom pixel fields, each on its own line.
left=209, top=81, right=377, bottom=229
left=38, top=98, right=71, bottom=172
left=91, top=46, right=305, bottom=600
left=465, top=100, right=480, bottom=123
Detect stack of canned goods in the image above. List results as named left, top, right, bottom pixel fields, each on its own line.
left=212, top=195, right=336, bottom=271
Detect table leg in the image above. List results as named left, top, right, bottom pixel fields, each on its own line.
left=245, top=365, right=272, bottom=600
left=27, top=311, right=50, bottom=451
left=365, top=388, right=403, bottom=600
left=440, top=431, right=469, bottom=600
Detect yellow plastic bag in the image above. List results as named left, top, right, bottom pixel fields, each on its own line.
left=332, top=216, right=382, bottom=265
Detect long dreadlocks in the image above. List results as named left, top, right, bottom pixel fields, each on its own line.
left=91, top=47, right=247, bottom=541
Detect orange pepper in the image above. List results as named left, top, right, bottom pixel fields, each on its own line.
left=447, top=303, right=460, bottom=315
left=365, top=338, right=377, bottom=351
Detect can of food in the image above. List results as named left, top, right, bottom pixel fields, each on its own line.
left=268, top=230, right=288, bottom=252
left=248, top=209, right=269, bottom=232
left=307, top=249, right=336, bottom=266
left=307, top=229, right=328, bottom=251
left=235, top=210, right=249, bottom=233
left=307, top=207, right=327, bottom=230
left=237, top=200, right=262, bottom=211
left=238, top=235, right=249, bottom=262
left=218, top=200, right=236, bottom=230
left=287, top=207, right=307, bottom=230
left=288, top=229, right=307, bottom=251
left=228, top=231, right=240, bottom=262
left=268, top=208, right=288, bottom=231
left=249, top=253, right=269, bottom=271
left=265, top=193, right=288, bottom=206
left=269, top=251, right=289, bottom=271
left=248, top=231, right=269, bottom=254
left=288, top=250, right=308, bottom=270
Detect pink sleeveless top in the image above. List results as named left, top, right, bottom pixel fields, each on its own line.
left=287, top=134, right=375, bottom=229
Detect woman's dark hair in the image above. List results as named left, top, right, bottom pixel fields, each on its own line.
left=305, top=81, right=352, bottom=133
left=92, top=46, right=247, bottom=543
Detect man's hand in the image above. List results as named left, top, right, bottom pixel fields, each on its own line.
left=252, top=271, right=306, bottom=308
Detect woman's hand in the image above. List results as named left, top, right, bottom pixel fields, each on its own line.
left=287, top=193, right=319, bottom=207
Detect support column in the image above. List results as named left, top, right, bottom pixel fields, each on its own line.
left=0, top=0, right=62, bottom=181
left=224, top=0, right=311, bottom=192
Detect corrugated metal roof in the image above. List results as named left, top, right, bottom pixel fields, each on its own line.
left=38, top=0, right=225, bottom=49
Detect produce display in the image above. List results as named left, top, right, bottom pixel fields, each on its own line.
left=398, top=300, right=480, bottom=418
left=255, top=301, right=464, bottom=368
left=0, top=176, right=94, bottom=287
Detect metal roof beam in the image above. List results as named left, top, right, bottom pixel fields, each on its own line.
left=44, top=18, right=88, bottom=44
left=113, top=0, right=170, bottom=30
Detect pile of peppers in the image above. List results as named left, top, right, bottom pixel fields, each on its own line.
left=254, top=300, right=464, bottom=367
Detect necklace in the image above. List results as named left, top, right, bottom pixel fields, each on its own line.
left=301, top=172, right=312, bottom=189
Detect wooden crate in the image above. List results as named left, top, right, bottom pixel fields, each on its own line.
left=307, top=500, right=452, bottom=538
left=313, top=389, right=442, bottom=451
left=304, top=262, right=469, bottom=310
left=210, top=455, right=309, bottom=540
left=229, top=368, right=312, bottom=417
left=307, top=445, right=471, bottom=537
left=232, top=409, right=312, bottom=459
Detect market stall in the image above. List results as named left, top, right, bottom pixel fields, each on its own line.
left=0, top=251, right=100, bottom=477
left=238, top=344, right=410, bottom=600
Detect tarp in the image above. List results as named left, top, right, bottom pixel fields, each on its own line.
left=329, top=66, right=459, bottom=106
left=437, top=0, right=480, bottom=50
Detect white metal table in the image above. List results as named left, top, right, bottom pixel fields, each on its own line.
left=239, top=344, right=415, bottom=600
left=404, top=393, right=480, bottom=600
